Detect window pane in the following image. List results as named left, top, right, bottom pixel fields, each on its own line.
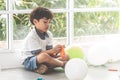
left=74, top=0, right=119, bottom=8
left=50, top=13, right=67, bottom=45
left=0, top=14, right=7, bottom=49
left=13, top=14, right=31, bottom=49
left=74, top=12, right=119, bottom=36
left=0, top=0, right=6, bottom=10
left=13, top=0, right=66, bottom=10
left=51, top=13, right=66, bottom=37
left=13, top=14, right=31, bottom=40
left=74, top=12, right=119, bottom=43
left=13, top=13, right=66, bottom=49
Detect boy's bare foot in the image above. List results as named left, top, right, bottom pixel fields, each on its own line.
left=62, top=61, right=67, bottom=69
left=35, top=64, right=48, bottom=74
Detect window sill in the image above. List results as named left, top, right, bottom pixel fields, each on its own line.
left=0, top=49, right=14, bottom=53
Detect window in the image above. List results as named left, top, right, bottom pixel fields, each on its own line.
left=0, top=0, right=120, bottom=51
left=74, top=0, right=120, bottom=44
left=0, top=0, right=67, bottom=50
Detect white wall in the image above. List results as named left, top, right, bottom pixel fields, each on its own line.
left=0, top=52, right=23, bottom=69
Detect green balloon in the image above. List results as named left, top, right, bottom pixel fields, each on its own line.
left=66, top=46, right=84, bottom=59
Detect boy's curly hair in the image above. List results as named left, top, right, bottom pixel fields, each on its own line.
left=30, top=7, right=54, bottom=25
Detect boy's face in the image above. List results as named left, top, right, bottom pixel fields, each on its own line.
left=33, top=17, right=51, bottom=32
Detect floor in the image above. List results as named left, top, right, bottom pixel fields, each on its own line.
left=0, top=62, right=120, bottom=80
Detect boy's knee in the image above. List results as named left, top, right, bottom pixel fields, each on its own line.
left=37, top=53, right=51, bottom=62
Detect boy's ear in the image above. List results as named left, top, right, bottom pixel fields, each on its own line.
left=33, top=19, right=38, bottom=24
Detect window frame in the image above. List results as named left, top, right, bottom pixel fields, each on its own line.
left=0, top=0, right=120, bottom=52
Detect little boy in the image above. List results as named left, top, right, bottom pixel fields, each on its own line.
left=22, top=7, right=69, bottom=74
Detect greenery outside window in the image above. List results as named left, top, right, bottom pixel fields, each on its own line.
left=74, top=12, right=119, bottom=36
left=74, top=12, right=120, bottom=44
left=74, top=0, right=119, bottom=8
left=13, top=0, right=66, bottom=10
left=0, top=14, right=7, bottom=49
left=0, top=0, right=6, bottom=10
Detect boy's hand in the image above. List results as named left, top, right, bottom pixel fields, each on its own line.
left=60, top=45, right=66, bottom=58
left=52, top=45, right=62, bottom=54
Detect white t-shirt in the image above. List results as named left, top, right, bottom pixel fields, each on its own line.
left=21, top=27, right=53, bottom=61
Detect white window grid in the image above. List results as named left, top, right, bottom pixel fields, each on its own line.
left=0, top=0, right=120, bottom=52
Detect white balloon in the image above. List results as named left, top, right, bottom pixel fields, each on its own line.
left=65, top=58, right=88, bottom=80
left=87, top=43, right=109, bottom=66
left=108, top=43, right=120, bottom=62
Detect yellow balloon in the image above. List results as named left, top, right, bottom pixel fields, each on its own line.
left=65, top=46, right=84, bottom=59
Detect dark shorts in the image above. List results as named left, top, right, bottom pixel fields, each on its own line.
left=23, top=53, right=61, bottom=71
left=23, top=56, right=38, bottom=71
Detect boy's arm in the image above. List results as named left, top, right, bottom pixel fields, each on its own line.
left=40, top=45, right=62, bottom=55
left=31, top=48, right=55, bottom=56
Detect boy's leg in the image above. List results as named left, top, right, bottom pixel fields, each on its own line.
left=36, top=52, right=65, bottom=67
left=35, top=53, right=65, bottom=74
left=35, top=52, right=70, bottom=74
